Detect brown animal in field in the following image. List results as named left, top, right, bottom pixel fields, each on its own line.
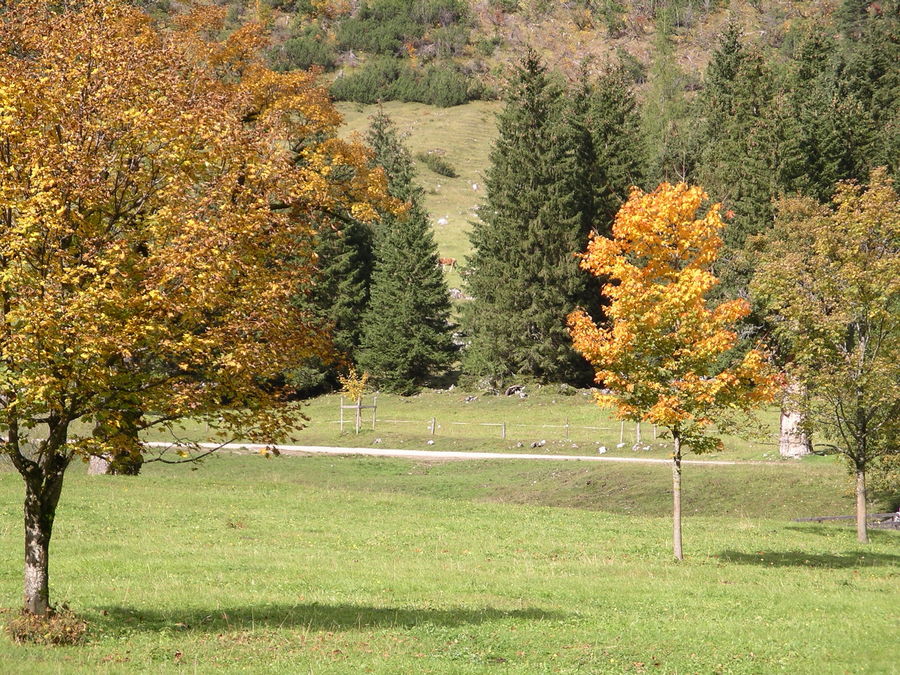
left=437, top=257, right=456, bottom=271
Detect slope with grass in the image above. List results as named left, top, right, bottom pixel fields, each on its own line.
left=0, top=454, right=896, bottom=673
left=338, top=100, right=500, bottom=289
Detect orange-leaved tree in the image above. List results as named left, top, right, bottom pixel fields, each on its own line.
left=568, top=183, right=779, bottom=560
left=0, top=0, right=387, bottom=615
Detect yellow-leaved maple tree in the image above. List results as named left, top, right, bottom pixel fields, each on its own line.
left=568, top=183, right=779, bottom=560
left=0, top=0, right=388, bottom=614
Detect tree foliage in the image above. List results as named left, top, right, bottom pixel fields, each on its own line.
left=569, top=182, right=779, bottom=559
left=358, top=112, right=455, bottom=393
left=464, top=51, right=613, bottom=385
left=0, top=0, right=387, bottom=614
left=751, top=169, right=900, bottom=542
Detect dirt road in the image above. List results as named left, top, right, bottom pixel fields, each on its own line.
left=144, top=441, right=785, bottom=466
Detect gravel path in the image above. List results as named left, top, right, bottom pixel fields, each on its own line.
left=144, top=441, right=786, bottom=466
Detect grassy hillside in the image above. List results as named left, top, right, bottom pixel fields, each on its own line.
left=0, top=454, right=896, bottom=672
left=337, top=100, right=500, bottom=287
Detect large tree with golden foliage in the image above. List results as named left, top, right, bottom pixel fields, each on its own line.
left=568, top=183, right=779, bottom=560
left=0, top=0, right=386, bottom=615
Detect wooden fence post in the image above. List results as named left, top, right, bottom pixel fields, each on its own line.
left=355, top=398, right=361, bottom=434
left=372, top=395, right=377, bottom=431
left=619, top=421, right=625, bottom=444
left=636, top=422, right=641, bottom=444
left=501, top=422, right=506, bottom=440
left=339, top=396, right=344, bottom=434
left=429, top=417, right=436, bottom=435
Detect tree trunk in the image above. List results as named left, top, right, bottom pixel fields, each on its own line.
left=87, top=455, right=110, bottom=475
left=23, top=469, right=66, bottom=614
left=856, top=469, right=868, bottom=544
left=779, top=381, right=811, bottom=458
left=672, top=434, right=683, bottom=561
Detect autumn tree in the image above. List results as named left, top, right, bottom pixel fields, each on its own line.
left=0, top=0, right=386, bottom=615
left=569, top=183, right=779, bottom=560
left=752, top=169, right=899, bottom=543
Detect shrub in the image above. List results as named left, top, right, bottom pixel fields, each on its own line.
left=330, top=57, right=406, bottom=104
left=5, top=606, right=88, bottom=646
left=330, top=59, right=476, bottom=107
left=272, top=25, right=338, bottom=71
left=431, top=24, right=469, bottom=58
left=336, top=0, right=470, bottom=55
left=475, top=35, right=502, bottom=57
left=337, top=15, right=419, bottom=55
left=422, top=63, right=471, bottom=106
left=416, top=151, right=458, bottom=177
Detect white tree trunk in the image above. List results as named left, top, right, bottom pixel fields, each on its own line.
left=779, top=381, right=811, bottom=458
left=87, top=456, right=110, bottom=475
left=856, top=469, right=868, bottom=544
left=672, top=434, right=683, bottom=561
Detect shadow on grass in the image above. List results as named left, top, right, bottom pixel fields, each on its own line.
left=784, top=524, right=899, bottom=539
left=717, top=549, right=900, bottom=568
left=93, top=603, right=562, bottom=633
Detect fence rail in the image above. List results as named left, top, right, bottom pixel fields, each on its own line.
left=322, top=414, right=782, bottom=451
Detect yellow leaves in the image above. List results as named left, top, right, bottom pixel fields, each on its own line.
left=569, top=180, right=779, bottom=448
left=0, top=0, right=387, bottom=445
left=339, top=368, right=369, bottom=402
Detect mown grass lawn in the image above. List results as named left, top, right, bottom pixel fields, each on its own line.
left=0, top=454, right=896, bottom=673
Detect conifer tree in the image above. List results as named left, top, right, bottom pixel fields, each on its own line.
left=358, top=112, right=454, bottom=394
left=463, top=51, right=592, bottom=384
left=571, top=63, right=646, bottom=237
left=696, top=24, right=778, bottom=253
left=287, top=217, right=374, bottom=394
left=641, top=19, right=696, bottom=184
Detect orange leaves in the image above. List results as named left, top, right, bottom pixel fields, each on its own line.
left=0, top=0, right=388, bottom=448
left=569, top=181, right=778, bottom=450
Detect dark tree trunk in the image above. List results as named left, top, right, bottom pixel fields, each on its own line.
left=672, top=432, right=683, bottom=561
left=23, top=467, right=67, bottom=614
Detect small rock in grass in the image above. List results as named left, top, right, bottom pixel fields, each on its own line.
left=598, top=446, right=607, bottom=454
left=616, top=442, right=626, bottom=448
left=426, top=440, right=435, bottom=445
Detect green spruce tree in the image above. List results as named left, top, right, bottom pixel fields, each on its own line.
left=357, top=112, right=454, bottom=394
left=463, top=50, right=592, bottom=385
left=641, top=17, right=696, bottom=184
left=286, top=216, right=374, bottom=394
left=571, top=62, right=646, bottom=237
left=696, top=24, right=778, bottom=252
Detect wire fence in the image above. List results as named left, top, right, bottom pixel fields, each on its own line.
left=322, top=416, right=782, bottom=453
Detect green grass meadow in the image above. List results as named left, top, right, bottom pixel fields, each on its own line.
left=0, top=453, right=897, bottom=673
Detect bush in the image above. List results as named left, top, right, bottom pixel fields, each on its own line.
left=331, top=58, right=403, bottom=104
left=337, top=0, right=470, bottom=55
left=5, top=606, right=88, bottom=646
left=337, top=15, right=419, bottom=55
left=422, top=63, right=471, bottom=106
left=416, top=151, right=458, bottom=177
left=431, top=24, right=469, bottom=58
left=330, top=59, right=477, bottom=107
left=475, top=36, right=502, bottom=57
left=272, top=26, right=338, bottom=71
